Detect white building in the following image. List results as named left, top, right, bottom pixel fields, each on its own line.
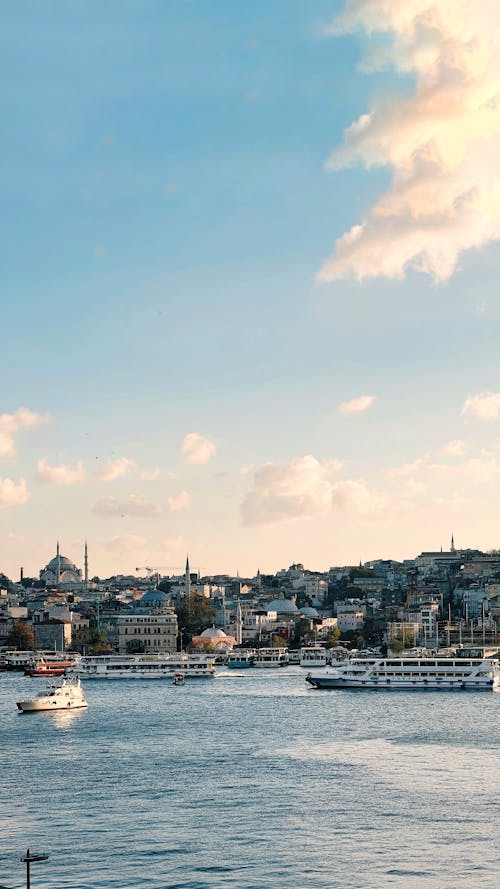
left=117, top=611, right=178, bottom=654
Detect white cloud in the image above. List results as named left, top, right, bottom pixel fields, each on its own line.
left=331, top=479, right=386, bottom=515
left=0, top=408, right=47, bottom=458
left=461, top=392, right=500, bottom=421
left=242, top=455, right=345, bottom=526
left=338, top=395, right=377, bottom=414
left=36, top=458, right=86, bottom=486
left=318, top=1, right=500, bottom=282
left=0, top=477, right=30, bottom=509
left=105, top=534, right=147, bottom=552
left=181, top=433, right=216, bottom=465
left=94, top=457, right=137, bottom=481
left=441, top=439, right=467, bottom=457
left=140, top=468, right=161, bottom=481
left=6, top=531, right=26, bottom=541
left=168, top=490, right=191, bottom=512
left=164, top=535, right=184, bottom=550
left=92, top=494, right=163, bottom=518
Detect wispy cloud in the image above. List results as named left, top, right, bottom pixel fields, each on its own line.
left=0, top=477, right=30, bottom=509
left=461, top=392, right=500, bottom=421
left=168, top=490, right=191, bottom=512
left=181, top=433, right=216, bottom=465
left=92, top=494, right=163, bottom=517
left=0, top=408, right=47, bottom=459
left=140, top=468, right=161, bottom=481
left=36, top=458, right=86, bottom=486
left=318, top=1, right=500, bottom=282
left=105, top=534, right=148, bottom=552
left=338, top=394, right=376, bottom=414
left=94, top=457, right=137, bottom=481
left=441, top=439, right=467, bottom=457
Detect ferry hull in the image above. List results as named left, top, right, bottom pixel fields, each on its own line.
left=306, top=675, right=497, bottom=691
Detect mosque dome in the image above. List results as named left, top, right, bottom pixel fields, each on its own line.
left=300, top=606, right=320, bottom=618
left=46, top=554, right=77, bottom=571
left=140, top=589, right=169, bottom=605
left=267, top=597, right=299, bottom=615
left=200, top=626, right=228, bottom=639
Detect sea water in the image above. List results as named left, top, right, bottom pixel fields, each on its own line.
left=1, top=668, right=499, bottom=889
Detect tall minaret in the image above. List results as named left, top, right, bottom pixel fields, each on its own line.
left=56, top=540, right=61, bottom=586
left=84, top=541, right=89, bottom=591
left=185, top=555, right=191, bottom=599
left=451, top=533, right=456, bottom=553
left=236, top=597, right=242, bottom=645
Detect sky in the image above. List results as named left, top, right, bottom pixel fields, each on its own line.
left=2, top=0, right=500, bottom=580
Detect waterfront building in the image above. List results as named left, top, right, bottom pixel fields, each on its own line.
left=191, top=626, right=236, bottom=651
left=117, top=611, right=178, bottom=654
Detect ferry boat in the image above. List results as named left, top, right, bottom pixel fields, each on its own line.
left=306, top=655, right=500, bottom=690
left=226, top=650, right=255, bottom=669
left=16, top=678, right=88, bottom=712
left=25, top=656, right=76, bottom=677
left=1, top=651, right=38, bottom=671
left=253, top=648, right=289, bottom=668
left=299, top=646, right=330, bottom=669
left=287, top=650, right=301, bottom=665
left=68, top=653, right=215, bottom=679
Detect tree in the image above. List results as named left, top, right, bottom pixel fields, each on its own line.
left=7, top=620, right=35, bottom=650
left=158, top=578, right=172, bottom=594
left=174, top=595, right=216, bottom=647
left=272, top=635, right=288, bottom=648
left=324, top=627, right=341, bottom=646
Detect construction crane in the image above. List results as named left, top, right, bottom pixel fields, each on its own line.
left=135, top=566, right=185, bottom=575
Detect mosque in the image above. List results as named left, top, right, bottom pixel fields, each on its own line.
left=39, top=541, right=89, bottom=590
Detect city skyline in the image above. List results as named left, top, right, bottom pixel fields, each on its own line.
left=3, top=1, right=500, bottom=578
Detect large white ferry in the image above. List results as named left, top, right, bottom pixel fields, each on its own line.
left=68, top=653, right=215, bottom=679
left=306, top=655, right=500, bottom=690
left=299, top=646, right=330, bottom=669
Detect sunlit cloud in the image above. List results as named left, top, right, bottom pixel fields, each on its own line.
left=338, top=394, right=376, bottom=414
left=0, top=477, right=30, bottom=509
left=461, top=392, right=500, bottom=421
left=0, top=408, right=47, bottom=459
left=92, top=494, right=163, bottom=517
left=105, top=534, right=148, bottom=552
left=36, top=458, right=86, bottom=486
left=168, top=490, right=191, bottom=512
left=181, top=432, right=216, bottom=465
left=242, top=455, right=346, bottom=526
left=140, top=468, right=161, bottom=481
left=94, top=457, right=137, bottom=481
left=441, top=439, right=467, bottom=456
left=318, top=1, right=500, bottom=282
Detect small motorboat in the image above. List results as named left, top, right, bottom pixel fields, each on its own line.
left=16, top=678, right=88, bottom=712
left=172, top=672, right=186, bottom=686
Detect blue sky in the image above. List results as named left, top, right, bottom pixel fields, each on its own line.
left=2, top=1, right=500, bottom=579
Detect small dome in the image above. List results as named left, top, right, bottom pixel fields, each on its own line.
left=267, top=598, right=299, bottom=615
left=200, top=626, right=228, bottom=639
left=300, top=606, right=320, bottom=618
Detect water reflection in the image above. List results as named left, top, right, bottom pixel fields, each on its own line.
left=47, top=708, right=87, bottom=731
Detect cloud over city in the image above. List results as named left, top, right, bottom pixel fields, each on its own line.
left=461, top=392, right=500, bottom=421
left=0, top=476, right=30, bottom=509
left=181, top=433, right=216, bottom=465
left=94, top=457, right=137, bottom=481
left=0, top=408, right=47, bottom=459
left=36, top=458, right=86, bottom=486
left=92, top=494, right=163, bottom=517
left=318, top=0, right=500, bottom=282
left=338, top=395, right=377, bottom=414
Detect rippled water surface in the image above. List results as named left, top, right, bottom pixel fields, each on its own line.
left=1, top=669, right=500, bottom=888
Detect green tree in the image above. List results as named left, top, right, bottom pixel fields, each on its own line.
left=174, top=595, right=216, bottom=647
left=324, top=627, right=341, bottom=646
left=7, top=620, right=35, bottom=650
left=272, top=635, right=288, bottom=648
left=158, top=578, right=172, bottom=594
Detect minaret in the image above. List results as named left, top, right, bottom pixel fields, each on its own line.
left=84, top=541, right=89, bottom=591
left=185, top=555, right=191, bottom=599
left=451, top=533, right=456, bottom=553
left=56, top=540, right=61, bottom=586
left=236, top=597, right=242, bottom=645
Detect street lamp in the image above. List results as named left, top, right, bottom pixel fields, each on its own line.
left=21, top=849, right=49, bottom=889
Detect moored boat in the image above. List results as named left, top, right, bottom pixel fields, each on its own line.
left=226, top=649, right=255, bottom=669
left=299, top=646, right=330, bottom=669
left=68, top=653, right=215, bottom=679
left=253, top=648, right=289, bottom=668
left=25, top=656, right=76, bottom=677
left=16, top=678, right=88, bottom=712
left=306, top=655, right=500, bottom=690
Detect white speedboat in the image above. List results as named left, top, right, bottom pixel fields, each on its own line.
left=306, top=655, right=500, bottom=690
left=68, top=653, right=215, bottom=679
left=17, top=678, right=88, bottom=712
